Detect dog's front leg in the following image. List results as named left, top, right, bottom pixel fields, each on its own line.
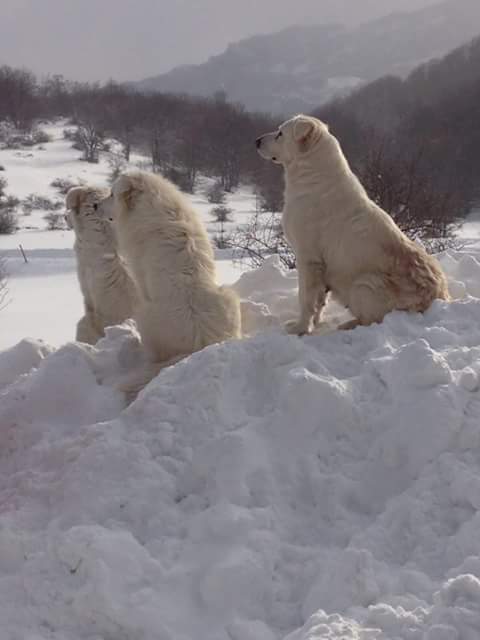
left=286, top=261, right=326, bottom=336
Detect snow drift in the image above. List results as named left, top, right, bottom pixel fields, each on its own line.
left=2, top=251, right=480, bottom=639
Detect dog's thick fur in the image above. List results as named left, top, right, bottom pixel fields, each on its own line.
left=96, top=171, right=241, bottom=396
left=256, top=115, right=450, bottom=334
left=66, top=186, right=137, bottom=344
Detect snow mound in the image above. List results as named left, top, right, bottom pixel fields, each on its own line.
left=1, top=251, right=480, bottom=639
left=0, top=337, right=53, bottom=390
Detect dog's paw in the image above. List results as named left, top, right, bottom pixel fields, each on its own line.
left=284, top=319, right=313, bottom=336
left=337, top=319, right=360, bottom=331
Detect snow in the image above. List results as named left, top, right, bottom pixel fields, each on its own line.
left=2, top=122, right=480, bottom=639
left=326, top=76, right=364, bottom=91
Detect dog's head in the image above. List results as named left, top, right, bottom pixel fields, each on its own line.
left=96, top=172, right=146, bottom=224
left=65, top=186, right=111, bottom=239
left=256, top=115, right=329, bottom=166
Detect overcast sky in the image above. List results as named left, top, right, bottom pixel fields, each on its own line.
left=0, top=0, right=438, bottom=82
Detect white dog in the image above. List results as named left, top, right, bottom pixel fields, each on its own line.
left=256, top=115, right=450, bottom=334
left=96, top=171, right=241, bottom=395
left=66, top=186, right=137, bottom=344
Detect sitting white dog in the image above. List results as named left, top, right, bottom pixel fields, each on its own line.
left=96, top=171, right=241, bottom=396
left=256, top=115, right=450, bottom=334
left=66, top=186, right=137, bottom=344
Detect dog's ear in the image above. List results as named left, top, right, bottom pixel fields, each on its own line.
left=293, top=116, right=325, bottom=152
left=65, top=186, right=86, bottom=211
left=113, top=174, right=136, bottom=208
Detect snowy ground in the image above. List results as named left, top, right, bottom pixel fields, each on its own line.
left=2, top=123, right=480, bottom=639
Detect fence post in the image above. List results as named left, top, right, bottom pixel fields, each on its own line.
left=19, top=244, right=28, bottom=263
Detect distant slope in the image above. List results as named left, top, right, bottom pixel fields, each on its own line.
left=318, top=32, right=480, bottom=130
left=132, top=0, right=480, bottom=114
left=313, top=32, right=480, bottom=217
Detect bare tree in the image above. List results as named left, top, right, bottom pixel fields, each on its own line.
left=0, top=65, right=37, bottom=130
left=253, top=163, right=284, bottom=213
left=101, top=82, right=138, bottom=161
left=75, top=122, right=105, bottom=163
left=356, top=133, right=461, bottom=250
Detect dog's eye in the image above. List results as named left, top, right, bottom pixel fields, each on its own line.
left=93, top=203, right=98, bottom=211
left=275, top=131, right=283, bottom=140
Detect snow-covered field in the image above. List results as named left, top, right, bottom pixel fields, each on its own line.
left=2, top=122, right=480, bottom=639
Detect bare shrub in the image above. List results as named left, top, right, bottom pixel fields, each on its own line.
left=213, top=233, right=232, bottom=249
left=50, top=177, right=78, bottom=196
left=211, top=205, right=233, bottom=249
left=206, top=180, right=227, bottom=204
left=0, top=209, right=18, bottom=234
left=107, top=151, right=127, bottom=185
left=0, top=177, right=18, bottom=234
left=4, top=131, right=36, bottom=148
left=0, top=122, right=15, bottom=147
left=253, top=164, right=284, bottom=213
left=211, top=205, right=232, bottom=223
left=44, top=212, right=66, bottom=231
left=23, top=193, right=62, bottom=214
left=63, top=128, right=76, bottom=141
left=231, top=211, right=295, bottom=270
left=356, top=133, right=461, bottom=251
left=33, top=129, right=51, bottom=144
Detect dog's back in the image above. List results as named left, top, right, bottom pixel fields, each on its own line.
left=105, top=171, right=241, bottom=393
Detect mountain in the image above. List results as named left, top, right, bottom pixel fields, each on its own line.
left=132, top=0, right=480, bottom=114
left=312, top=31, right=480, bottom=218
left=317, top=31, right=480, bottom=132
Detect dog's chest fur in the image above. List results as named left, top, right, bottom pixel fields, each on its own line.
left=282, top=195, right=360, bottom=298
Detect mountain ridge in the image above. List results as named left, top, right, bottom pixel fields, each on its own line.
left=131, top=0, right=480, bottom=114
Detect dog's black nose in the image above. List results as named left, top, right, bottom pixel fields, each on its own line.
left=256, top=137, right=262, bottom=149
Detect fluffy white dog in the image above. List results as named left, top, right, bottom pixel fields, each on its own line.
left=96, top=171, right=241, bottom=395
left=256, top=115, right=450, bottom=334
left=66, top=186, right=137, bottom=344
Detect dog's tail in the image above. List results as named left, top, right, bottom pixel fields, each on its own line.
left=119, top=354, right=187, bottom=404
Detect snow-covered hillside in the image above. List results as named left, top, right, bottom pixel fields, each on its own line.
left=2, top=122, right=480, bottom=639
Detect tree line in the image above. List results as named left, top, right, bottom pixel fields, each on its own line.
left=1, top=45, right=477, bottom=256
left=0, top=67, right=275, bottom=197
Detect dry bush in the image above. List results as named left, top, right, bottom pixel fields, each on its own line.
left=107, top=151, right=127, bottom=185
left=22, top=193, right=62, bottom=214
left=44, top=212, right=66, bottom=231
left=0, top=177, right=18, bottom=234
left=231, top=211, right=295, bottom=270
left=356, top=134, right=461, bottom=251
left=50, top=177, right=78, bottom=195
left=207, top=180, right=227, bottom=204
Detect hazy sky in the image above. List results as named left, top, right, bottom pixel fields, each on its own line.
left=0, top=0, right=438, bottom=82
